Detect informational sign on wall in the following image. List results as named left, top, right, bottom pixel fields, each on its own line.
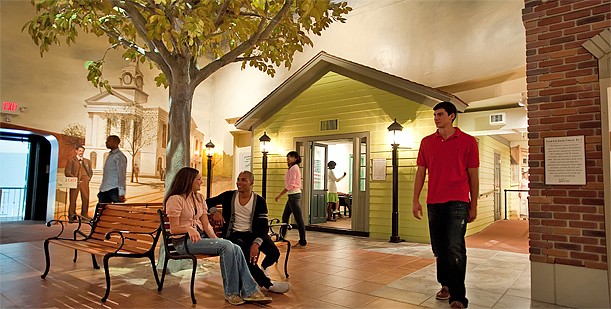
left=544, top=135, right=586, bottom=185
left=372, top=158, right=386, bottom=181
left=57, top=175, right=78, bottom=189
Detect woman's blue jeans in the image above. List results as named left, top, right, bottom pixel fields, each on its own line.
left=176, top=235, right=259, bottom=297
left=427, top=201, right=469, bottom=307
left=281, top=193, right=307, bottom=245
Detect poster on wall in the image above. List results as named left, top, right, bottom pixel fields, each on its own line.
left=544, top=135, right=586, bottom=185
left=372, top=158, right=386, bottom=181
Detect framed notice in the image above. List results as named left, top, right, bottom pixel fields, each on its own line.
left=57, top=175, right=78, bottom=189
left=372, top=158, right=386, bottom=181
left=544, top=135, right=586, bottom=185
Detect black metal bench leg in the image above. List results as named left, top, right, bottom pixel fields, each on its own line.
left=283, top=240, right=291, bottom=278
left=101, top=255, right=112, bottom=302
left=190, top=257, right=197, bottom=304
left=148, top=253, right=160, bottom=287
left=158, top=258, right=169, bottom=291
left=91, top=254, right=100, bottom=269
left=41, top=240, right=51, bottom=279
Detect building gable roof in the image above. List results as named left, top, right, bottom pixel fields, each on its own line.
left=235, top=51, right=467, bottom=130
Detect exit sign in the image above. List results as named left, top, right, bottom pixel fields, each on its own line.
left=2, top=101, right=20, bottom=115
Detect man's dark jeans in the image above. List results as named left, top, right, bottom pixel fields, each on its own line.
left=428, top=201, right=469, bottom=308
left=229, top=231, right=280, bottom=289
left=98, top=188, right=120, bottom=204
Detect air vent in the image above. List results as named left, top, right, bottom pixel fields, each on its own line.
left=489, top=113, right=506, bottom=125
left=320, top=119, right=338, bottom=131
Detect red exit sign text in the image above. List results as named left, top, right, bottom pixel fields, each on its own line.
left=2, top=101, right=19, bottom=114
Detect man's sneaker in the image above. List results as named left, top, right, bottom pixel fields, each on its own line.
left=268, top=281, right=290, bottom=293
left=243, top=290, right=272, bottom=304
left=293, top=242, right=307, bottom=249
left=436, top=286, right=450, bottom=300
left=225, top=294, right=245, bottom=306
left=450, top=300, right=465, bottom=309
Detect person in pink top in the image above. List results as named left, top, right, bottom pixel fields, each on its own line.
left=274, top=151, right=307, bottom=248
left=165, top=167, right=272, bottom=306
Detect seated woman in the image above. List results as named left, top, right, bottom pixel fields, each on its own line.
left=165, top=167, right=272, bottom=306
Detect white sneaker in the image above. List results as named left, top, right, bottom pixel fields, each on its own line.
left=263, top=267, right=271, bottom=278
left=268, top=281, right=290, bottom=293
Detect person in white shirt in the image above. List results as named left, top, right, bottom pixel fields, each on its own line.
left=207, top=171, right=290, bottom=294
left=98, top=135, right=127, bottom=204
left=326, top=161, right=346, bottom=221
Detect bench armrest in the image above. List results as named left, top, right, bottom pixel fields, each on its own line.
left=268, top=218, right=291, bottom=242
left=105, top=230, right=158, bottom=253
left=45, top=220, right=68, bottom=238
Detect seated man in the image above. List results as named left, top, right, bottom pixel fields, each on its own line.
left=207, top=171, right=290, bottom=294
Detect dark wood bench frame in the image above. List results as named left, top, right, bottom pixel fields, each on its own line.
left=41, top=203, right=163, bottom=302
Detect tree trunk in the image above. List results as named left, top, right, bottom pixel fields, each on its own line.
left=165, top=66, right=195, bottom=194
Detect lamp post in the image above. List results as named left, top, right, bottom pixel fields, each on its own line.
left=388, top=119, right=404, bottom=243
left=205, top=140, right=215, bottom=199
left=259, top=132, right=271, bottom=200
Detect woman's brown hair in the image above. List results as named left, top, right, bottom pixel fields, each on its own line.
left=163, top=167, right=199, bottom=206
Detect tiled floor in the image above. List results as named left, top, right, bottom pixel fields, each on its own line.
left=0, top=222, right=569, bottom=308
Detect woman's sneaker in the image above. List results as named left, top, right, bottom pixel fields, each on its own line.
left=268, top=281, right=290, bottom=293
left=243, top=290, right=272, bottom=304
left=225, top=294, right=245, bottom=306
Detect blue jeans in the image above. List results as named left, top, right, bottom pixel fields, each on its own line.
left=428, top=201, right=469, bottom=307
left=176, top=235, right=259, bottom=297
left=281, top=193, right=307, bottom=245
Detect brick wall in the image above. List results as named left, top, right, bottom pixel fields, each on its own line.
left=523, top=0, right=610, bottom=269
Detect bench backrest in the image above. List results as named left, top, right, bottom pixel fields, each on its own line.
left=90, top=203, right=163, bottom=252
left=158, top=209, right=184, bottom=257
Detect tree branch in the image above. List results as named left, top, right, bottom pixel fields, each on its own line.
left=192, top=0, right=294, bottom=85
left=112, top=0, right=173, bottom=77
left=213, top=0, right=232, bottom=28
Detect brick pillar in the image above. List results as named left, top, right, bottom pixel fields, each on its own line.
left=523, top=0, right=611, bottom=307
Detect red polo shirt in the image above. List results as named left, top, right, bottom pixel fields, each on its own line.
left=416, top=127, right=479, bottom=204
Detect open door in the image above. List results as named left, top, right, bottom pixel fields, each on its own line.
left=310, top=143, right=327, bottom=224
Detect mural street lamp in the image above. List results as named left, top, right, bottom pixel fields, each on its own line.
left=205, top=140, right=215, bottom=199
left=259, top=132, right=271, bottom=200
left=388, top=119, right=404, bottom=243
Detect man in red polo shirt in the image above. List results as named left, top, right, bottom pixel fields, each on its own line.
left=412, top=101, right=479, bottom=309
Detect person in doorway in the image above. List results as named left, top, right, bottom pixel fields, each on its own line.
left=98, top=135, right=127, bottom=204
left=165, top=167, right=272, bottom=306
left=207, top=171, right=290, bottom=294
left=518, top=172, right=529, bottom=220
left=326, top=161, right=346, bottom=221
left=65, top=145, right=93, bottom=221
left=133, top=164, right=140, bottom=183
left=275, top=151, right=307, bottom=248
left=412, top=101, right=479, bottom=309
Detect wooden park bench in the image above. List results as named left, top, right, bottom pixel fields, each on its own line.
left=41, top=203, right=163, bottom=302
left=157, top=210, right=293, bottom=304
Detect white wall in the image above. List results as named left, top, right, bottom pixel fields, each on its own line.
left=1, top=0, right=526, bottom=161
